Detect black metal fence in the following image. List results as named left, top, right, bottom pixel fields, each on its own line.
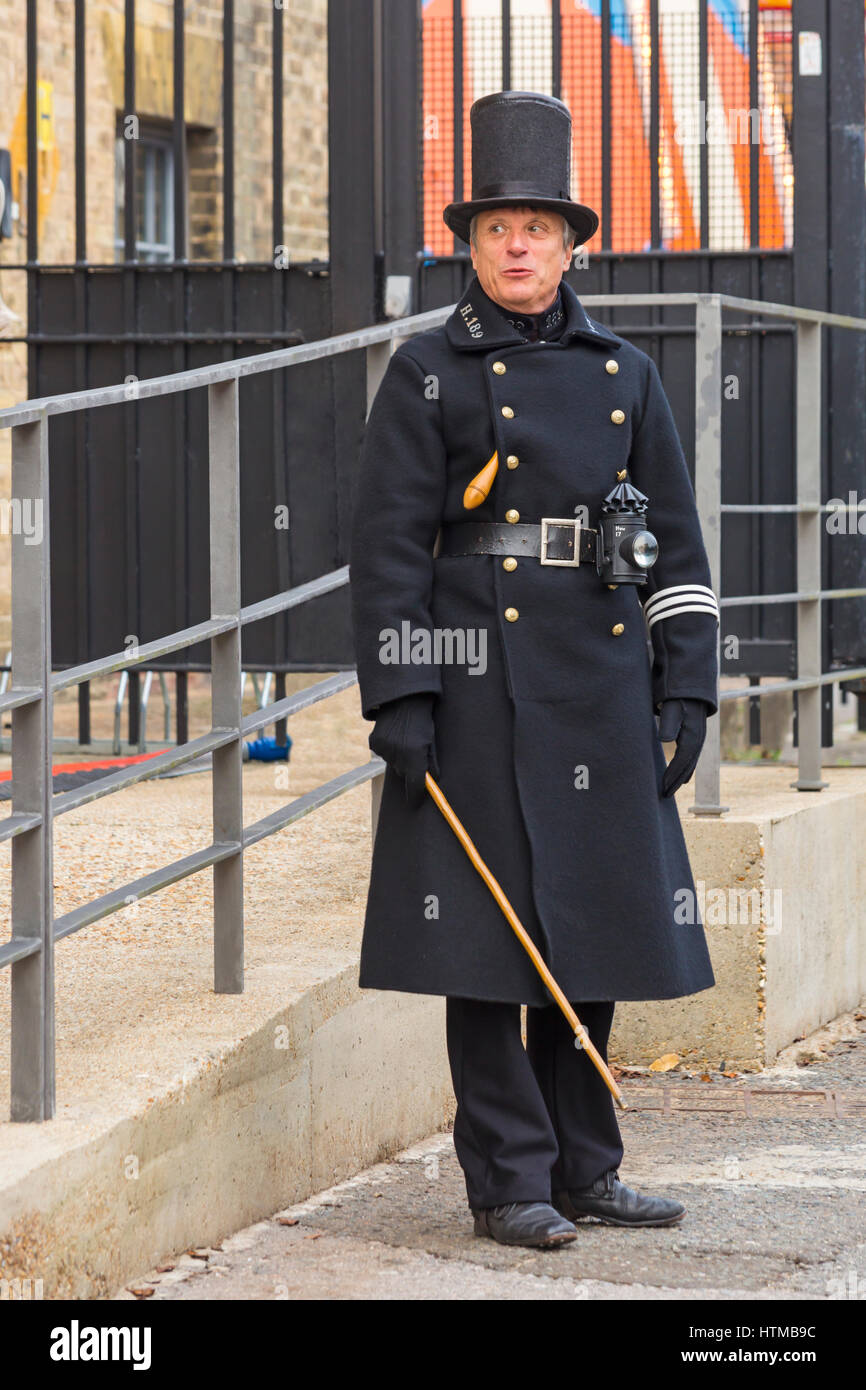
left=2, top=0, right=864, bottom=740
left=1, top=1, right=361, bottom=689
left=33, top=264, right=357, bottom=677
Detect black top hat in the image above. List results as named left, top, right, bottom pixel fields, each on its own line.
left=442, top=90, right=598, bottom=247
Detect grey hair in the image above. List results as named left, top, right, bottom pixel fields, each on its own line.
left=469, top=207, right=575, bottom=252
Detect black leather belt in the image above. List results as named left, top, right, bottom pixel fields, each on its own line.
left=439, top=518, right=598, bottom=567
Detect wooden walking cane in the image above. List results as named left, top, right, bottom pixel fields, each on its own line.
left=425, top=771, right=627, bottom=1112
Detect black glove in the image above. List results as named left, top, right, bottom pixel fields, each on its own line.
left=657, top=698, right=709, bottom=797
left=368, top=692, right=439, bottom=809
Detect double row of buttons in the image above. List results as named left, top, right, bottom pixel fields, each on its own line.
left=494, top=358, right=625, bottom=429
left=492, top=358, right=620, bottom=376
left=494, top=355, right=626, bottom=634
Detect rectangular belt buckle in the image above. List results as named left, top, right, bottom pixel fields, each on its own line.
left=540, top=517, right=582, bottom=567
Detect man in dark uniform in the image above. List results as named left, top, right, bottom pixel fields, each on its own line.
left=349, top=92, right=719, bottom=1249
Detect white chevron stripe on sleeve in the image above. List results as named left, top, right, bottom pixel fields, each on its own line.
left=643, top=583, right=719, bottom=620
left=645, top=600, right=720, bottom=629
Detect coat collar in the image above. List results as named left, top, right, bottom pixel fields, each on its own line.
left=444, top=275, right=622, bottom=353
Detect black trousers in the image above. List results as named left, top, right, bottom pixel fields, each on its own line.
left=445, top=996, right=624, bottom=1210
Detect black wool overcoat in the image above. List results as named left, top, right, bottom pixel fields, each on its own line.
left=349, top=275, right=720, bottom=1005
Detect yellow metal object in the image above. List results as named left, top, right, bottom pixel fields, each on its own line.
left=616, top=468, right=627, bottom=481
left=10, top=83, right=60, bottom=244
left=612, top=623, right=625, bottom=635
left=501, top=405, right=515, bottom=419
left=462, top=452, right=499, bottom=509
left=504, top=607, right=519, bottom=622
left=505, top=508, right=520, bottom=524
left=611, top=409, right=626, bottom=425
left=492, top=361, right=506, bottom=374
left=502, top=557, right=517, bottom=572
left=506, top=454, right=520, bottom=470
left=606, top=359, right=619, bottom=374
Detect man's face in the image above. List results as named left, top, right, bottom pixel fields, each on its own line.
left=470, top=206, right=574, bottom=316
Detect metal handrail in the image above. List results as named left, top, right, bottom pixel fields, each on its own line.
left=0, top=291, right=863, bottom=1120
left=0, top=309, right=452, bottom=430
left=0, top=309, right=444, bottom=1121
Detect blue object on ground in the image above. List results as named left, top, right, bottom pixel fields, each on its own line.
left=242, top=734, right=292, bottom=762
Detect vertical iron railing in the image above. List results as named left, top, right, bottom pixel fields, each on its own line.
left=793, top=318, right=825, bottom=791
left=8, top=0, right=290, bottom=273
left=1, top=293, right=864, bottom=1120
left=692, top=294, right=725, bottom=815
left=9, top=417, right=54, bottom=1121
left=209, top=379, right=245, bottom=993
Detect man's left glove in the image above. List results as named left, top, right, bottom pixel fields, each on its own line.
left=368, top=691, right=439, bottom=809
left=657, top=698, right=709, bottom=797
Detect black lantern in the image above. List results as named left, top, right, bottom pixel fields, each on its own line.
left=597, top=479, right=658, bottom=585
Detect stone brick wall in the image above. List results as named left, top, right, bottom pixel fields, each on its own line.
left=0, top=0, right=329, bottom=649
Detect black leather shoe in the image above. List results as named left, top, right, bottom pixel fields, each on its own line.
left=471, top=1200, right=578, bottom=1248
left=553, top=1169, right=685, bottom=1228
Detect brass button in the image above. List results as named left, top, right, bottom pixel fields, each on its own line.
left=611, top=409, right=626, bottom=425
left=605, top=359, right=619, bottom=375
left=616, top=469, right=627, bottom=481
left=504, top=607, right=519, bottom=622
left=506, top=454, right=520, bottom=470
left=607, top=583, right=618, bottom=590
left=611, top=622, right=625, bottom=636
left=505, top=508, right=520, bottom=523
left=492, top=361, right=506, bottom=375
left=502, top=556, right=517, bottom=572
left=501, top=405, right=515, bottom=419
